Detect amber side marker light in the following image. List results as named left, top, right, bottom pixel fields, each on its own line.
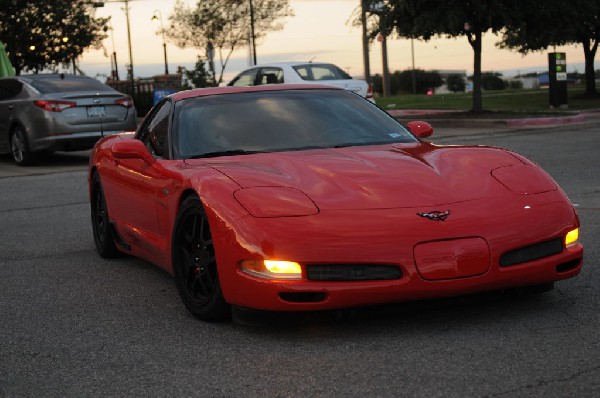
left=565, top=228, right=579, bottom=249
left=240, top=260, right=302, bottom=280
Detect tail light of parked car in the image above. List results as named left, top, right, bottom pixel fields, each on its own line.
left=366, top=84, right=374, bottom=100
left=114, top=97, right=134, bottom=108
left=33, top=100, right=77, bottom=112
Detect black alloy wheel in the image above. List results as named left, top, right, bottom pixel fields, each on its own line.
left=172, top=196, right=229, bottom=321
left=91, top=172, right=119, bottom=258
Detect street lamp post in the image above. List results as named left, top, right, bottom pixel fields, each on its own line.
left=122, top=0, right=135, bottom=90
left=151, top=10, right=169, bottom=74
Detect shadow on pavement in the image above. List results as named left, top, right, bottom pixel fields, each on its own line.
left=0, top=150, right=91, bottom=177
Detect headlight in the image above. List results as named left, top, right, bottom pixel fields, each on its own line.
left=565, top=228, right=579, bottom=249
left=240, top=259, right=302, bottom=280
left=234, top=186, right=318, bottom=217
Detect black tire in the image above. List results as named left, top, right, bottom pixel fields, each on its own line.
left=10, top=125, right=36, bottom=166
left=90, top=172, right=119, bottom=258
left=172, top=196, right=229, bottom=321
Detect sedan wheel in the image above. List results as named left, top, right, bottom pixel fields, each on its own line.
left=10, top=126, right=35, bottom=166
left=172, top=196, right=229, bottom=321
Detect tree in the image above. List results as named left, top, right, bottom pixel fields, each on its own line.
left=480, top=72, right=506, bottom=90
left=182, top=56, right=217, bottom=89
left=394, top=69, right=443, bottom=94
left=373, top=69, right=443, bottom=95
left=384, top=0, right=515, bottom=113
left=0, top=0, right=108, bottom=75
left=446, top=74, right=466, bottom=93
left=499, top=0, right=599, bottom=96
left=167, top=0, right=293, bottom=84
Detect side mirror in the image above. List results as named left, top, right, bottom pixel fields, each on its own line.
left=112, top=139, right=155, bottom=165
left=406, top=121, right=433, bottom=139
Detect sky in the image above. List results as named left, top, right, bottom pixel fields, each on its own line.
left=79, top=0, right=597, bottom=82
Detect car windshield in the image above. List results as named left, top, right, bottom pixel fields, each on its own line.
left=173, top=89, right=417, bottom=159
left=28, top=76, right=116, bottom=94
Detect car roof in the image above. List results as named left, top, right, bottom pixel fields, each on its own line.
left=242, top=62, right=336, bottom=68
left=17, top=73, right=95, bottom=81
left=170, top=84, right=342, bottom=102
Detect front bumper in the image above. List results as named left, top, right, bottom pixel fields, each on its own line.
left=215, top=192, right=583, bottom=311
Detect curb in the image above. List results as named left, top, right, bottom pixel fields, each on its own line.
left=387, top=109, right=594, bottom=128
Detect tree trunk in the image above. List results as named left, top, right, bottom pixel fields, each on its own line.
left=469, top=29, right=483, bottom=113
left=582, top=39, right=598, bottom=96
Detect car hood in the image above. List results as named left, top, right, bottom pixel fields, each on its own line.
left=192, top=143, right=525, bottom=210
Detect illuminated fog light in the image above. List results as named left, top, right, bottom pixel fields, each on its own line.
left=240, top=260, right=302, bottom=280
left=264, top=260, right=302, bottom=274
left=565, top=228, right=579, bottom=249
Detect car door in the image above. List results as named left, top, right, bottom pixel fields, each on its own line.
left=104, top=100, right=173, bottom=258
left=0, top=79, right=23, bottom=152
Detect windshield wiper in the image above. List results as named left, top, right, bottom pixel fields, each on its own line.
left=185, top=149, right=259, bottom=159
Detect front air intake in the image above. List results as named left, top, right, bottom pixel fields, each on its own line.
left=306, top=264, right=402, bottom=281
left=500, top=238, right=563, bottom=267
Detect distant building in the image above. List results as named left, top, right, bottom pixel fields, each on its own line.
left=506, top=76, right=539, bottom=89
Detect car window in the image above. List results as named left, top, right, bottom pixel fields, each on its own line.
left=173, top=89, right=416, bottom=159
left=141, top=100, right=171, bottom=159
left=294, top=66, right=310, bottom=80
left=256, top=68, right=284, bottom=85
left=0, top=79, right=23, bottom=100
left=27, top=76, right=116, bottom=93
left=230, top=69, right=259, bottom=87
left=292, top=64, right=352, bottom=81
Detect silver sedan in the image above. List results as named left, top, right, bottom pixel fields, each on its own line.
left=0, top=73, right=137, bottom=165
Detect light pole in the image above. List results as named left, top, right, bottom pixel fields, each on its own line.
left=103, top=22, right=119, bottom=80
left=151, top=10, right=169, bottom=74
left=123, top=0, right=134, bottom=88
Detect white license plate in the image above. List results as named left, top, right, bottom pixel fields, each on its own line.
left=87, top=106, right=106, bottom=117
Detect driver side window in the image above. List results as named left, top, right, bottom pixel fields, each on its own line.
left=230, top=69, right=258, bottom=86
left=141, top=100, right=171, bottom=159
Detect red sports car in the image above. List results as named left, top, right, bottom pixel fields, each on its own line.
left=88, top=85, right=583, bottom=321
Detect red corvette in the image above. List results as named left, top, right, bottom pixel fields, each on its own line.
left=88, top=85, right=583, bottom=321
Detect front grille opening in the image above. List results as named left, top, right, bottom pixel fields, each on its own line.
left=279, top=292, right=327, bottom=303
left=500, top=238, right=563, bottom=267
left=306, top=264, right=402, bottom=281
left=556, top=259, right=581, bottom=273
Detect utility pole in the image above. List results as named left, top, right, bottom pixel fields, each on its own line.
left=249, top=0, right=257, bottom=65
left=411, top=38, right=416, bottom=94
left=361, top=0, right=371, bottom=84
